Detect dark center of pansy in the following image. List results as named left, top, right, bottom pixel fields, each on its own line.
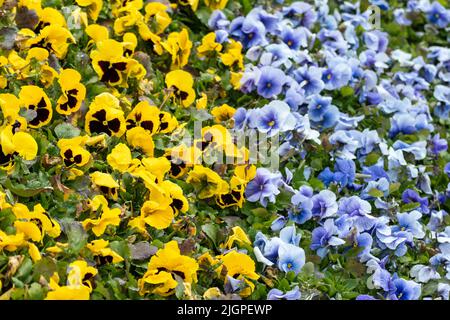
left=98, top=61, right=127, bottom=84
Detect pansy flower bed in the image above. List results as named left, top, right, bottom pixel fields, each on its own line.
left=0, top=0, right=449, bottom=300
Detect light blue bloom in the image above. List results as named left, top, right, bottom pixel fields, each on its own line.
left=253, top=100, right=297, bottom=137
left=277, top=242, right=305, bottom=274
left=245, top=168, right=282, bottom=207
left=256, top=66, right=286, bottom=98
left=311, top=190, right=338, bottom=219
left=310, top=219, right=345, bottom=258
left=267, top=286, right=301, bottom=300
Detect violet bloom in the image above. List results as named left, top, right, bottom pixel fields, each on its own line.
left=270, top=215, right=287, bottom=231
left=240, top=65, right=261, bottom=94
left=392, top=211, right=425, bottom=239
left=208, top=10, right=229, bottom=30
left=354, top=233, right=375, bottom=261
left=338, top=196, right=376, bottom=232
left=311, top=190, right=338, bottom=219
left=284, top=83, right=306, bottom=111
left=233, top=107, right=249, bottom=130
left=247, top=7, right=279, bottom=34
left=430, top=133, right=448, bottom=155
left=307, top=95, right=340, bottom=128
left=253, top=100, right=296, bottom=137
left=282, top=2, right=317, bottom=28
left=280, top=27, right=309, bottom=50
left=363, top=30, right=388, bottom=53
left=402, top=189, right=429, bottom=214
left=310, top=219, right=345, bottom=258
left=267, top=286, right=301, bottom=300
left=277, top=242, right=305, bottom=274
left=445, top=162, right=450, bottom=177
left=389, top=113, right=433, bottom=138
left=229, top=16, right=266, bottom=48
left=293, top=66, right=324, bottom=96
left=256, top=66, right=286, bottom=98
left=426, top=1, right=450, bottom=28
left=389, top=277, right=422, bottom=300
left=333, top=159, right=356, bottom=187
left=356, top=295, right=377, bottom=300
left=290, top=185, right=314, bottom=224
left=318, top=167, right=335, bottom=187
left=322, top=57, right=352, bottom=89
left=245, top=168, right=282, bottom=207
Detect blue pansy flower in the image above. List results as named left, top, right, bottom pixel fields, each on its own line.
left=208, top=10, right=229, bottom=30
left=270, top=215, right=287, bottom=231
left=322, top=58, right=352, bottom=90
left=426, top=1, right=450, bottom=28
left=430, top=134, right=448, bottom=155
left=245, top=168, right=282, bottom=207
left=253, top=100, right=297, bottom=137
left=280, top=27, right=309, bottom=50
left=256, top=66, right=287, bottom=98
left=311, top=190, right=338, bottom=219
left=310, top=219, right=345, bottom=258
left=293, top=66, right=324, bottom=96
left=392, top=211, right=425, bottom=239
left=267, top=286, right=301, bottom=300
left=402, top=189, right=429, bottom=214
left=277, top=242, right=305, bottom=274
left=333, top=158, right=356, bottom=187
left=388, top=276, right=422, bottom=300
left=337, top=196, right=376, bottom=232
left=307, top=95, right=340, bottom=128
left=445, top=162, right=450, bottom=177
left=282, top=2, right=317, bottom=28
left=290, top=186, right=314, bottom=224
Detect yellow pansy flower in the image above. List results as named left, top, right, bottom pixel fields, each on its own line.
left=138, top=241, right=198, bottom=296
left=204, top=0, right=229, bottom=10
left=160, top=28, right=192, bottom=69
left=186, top=165, right=229, bottom=199
left=86, top=239, right=124, bottom=264
left=211, top=104, right=236, bottom=123
left=197, top=32, right=222, bottom=58
left=165, top=70, right=196, bottom=108
left=76, top=0, right=103, bottom=21
left=19, top=85, right=53, bottom=128
left=56, top=69, right=86, bottom=115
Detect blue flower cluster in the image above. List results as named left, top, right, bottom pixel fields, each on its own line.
left=209, top=0, right=450, bottom=300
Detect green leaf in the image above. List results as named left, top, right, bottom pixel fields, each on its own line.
left=32, top=257, right=57, bottom=281
left=201, top=223, right=219, bottom=246
left=368, top=188, right=384, bottom=198
left=389, top=182, right=401, bottom=194
left=27, top=283, right=44, bottom=300
left=60, top=218, right=88, bottom=254
left=340, top=86, right=354, bottom=97
left=240, top=0, right=252, bottom=14
left=54, top=123, right=81, bottom=139
left=0, top=27, right=17, bottom=50
left=15, top=258, right=33, bottom=280
left=4, top=179, right=53, bottom=198
left=401, top=202, right=420, bottom=212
